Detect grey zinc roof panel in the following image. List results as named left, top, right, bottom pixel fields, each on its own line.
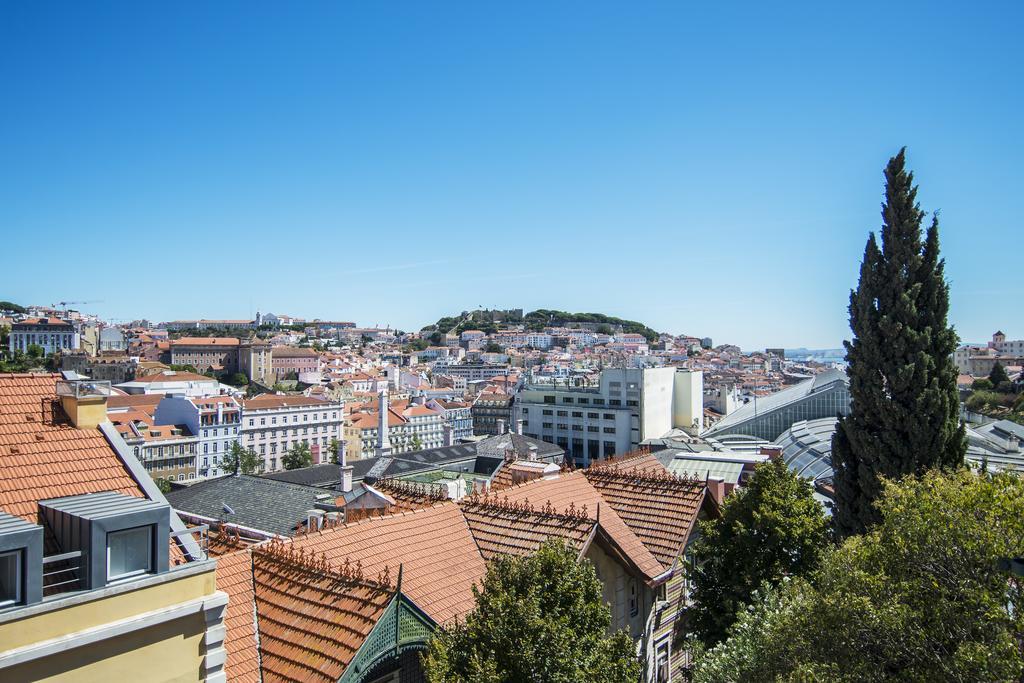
left=165, top=475, right=333, bottom=536
left=0, top=510, right=40, bottom=534
left=665, top=458, right=745, bottom=483
left=706, top=370, right=848, bottom=435
left=39, top=491, right=167, bottom=520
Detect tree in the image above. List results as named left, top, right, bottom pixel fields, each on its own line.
left=282, top=442, right=312, bottom=470
left=410, top=434, right=423, bottom=452
left=688, top=459, right=830, bottom=647
left=422, top=541, right=640, bottom=683
left=972, top=378, right=994, bottom=391
left=989, top=362, right=1011, bottom=390
left=154, top=477, right=173, bottom=494
left=26, top=343, right=44, bottom=359
left=169, top=364, right=199, bottom=373
left=328, top=438, right=342, bottom=464
left=221, top=372, right=249, bottom=387
left=832, top=148, right=966, bottom=538
left=223, top=442, right=262, bottom=475
left=692, top=470, right=1024, bottom=682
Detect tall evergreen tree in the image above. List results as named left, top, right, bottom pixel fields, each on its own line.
left=988, top=361, right=1010, bottom=389
left=832, top=148, right=966, bottom=538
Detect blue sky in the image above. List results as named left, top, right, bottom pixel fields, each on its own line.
left=1, top=2, right=1020, bottom=350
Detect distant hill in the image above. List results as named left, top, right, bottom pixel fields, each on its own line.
left=422, top=308, right=659, bottom=343
left=0, top=301, right=26, bottom=314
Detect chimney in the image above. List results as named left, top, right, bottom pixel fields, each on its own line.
left=706, top=476, right=726, bottom=506
left=515, top=419, right=524, bottom=435
left=496, top=419, right=507, bottom=435
left=376, top=388, right=393, bottom=457
left=306, top=509, right=325, bottom=531
left=340, top=465, right=353, bottom=493
left=443, top=423, right=454, bottom=447
left=56, top=374, right=110, bottom=429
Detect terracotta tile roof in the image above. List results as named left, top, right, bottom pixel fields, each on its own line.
left=371, top=478, right=447, bottom=512
left=287, top=503, right=486, bottom=624
left=216, top=550, right=262, bottom=683
left=460, top=496, right=596, bottom=561
left=584, top=466, right=705, bottom=567
left=242, top=395, right=331, bottom=410
left=496, top=471, right=666, bottom=581
left=107, top=393, right=163, bottom=410
left=0, top=373, right=144, bottom=522
left=252, top=540, right=395, bottom=683
left=172, top=337, right=241, bottom=346
left=129, top=371, right=213, bottom=383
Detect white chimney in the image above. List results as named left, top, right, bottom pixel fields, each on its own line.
left=340, top=465, right=354, bottom=493
left=515, top=419, right=524, bottom=435
left=496, top=419, right=507, bottom=435
left=376, top=388, right=393, bottom=457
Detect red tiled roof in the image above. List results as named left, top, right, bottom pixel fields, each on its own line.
left=460, top=497, right=596, bottom=561
left=288, top=503, right=486, bottom=625
left=0, top=373, right=145, bottom=522
left=252, top=541, right=395, bottom=683
left=217, top=550, right=261, bottom=683
left=497, top=470, right=666, bottom=581
left=584, top=466, right=705, bottom=567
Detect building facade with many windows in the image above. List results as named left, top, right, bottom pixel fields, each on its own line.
left=7, top=317, right=79, bottom=355
left=240, top=395, right=344, bottom=472
left=154, top=394, right=241, bottom=478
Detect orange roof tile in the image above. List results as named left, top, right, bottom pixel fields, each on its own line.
left=496, top=471, right=666, bottom=581
left=0, top=373, right=145, bottom=522
left=288, top=503, right=486, bottom=625
left=460, top=497, right=596, bottom=561
left=252, top=542, right=394, bottom=683
left=217, top=550, right=262, bottom=683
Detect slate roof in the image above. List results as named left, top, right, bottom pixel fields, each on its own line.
left=166, top=475, right=337, bottom=536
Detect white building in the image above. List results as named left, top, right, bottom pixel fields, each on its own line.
left=240, top=394, right=344, bottom=472
left=516, top=367, right=703, bottom=467
left=8, top=317, right=79, bottom=355
left=154, top=394, right=242, bottom=478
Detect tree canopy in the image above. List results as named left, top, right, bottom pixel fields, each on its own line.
left=989, top=361, right=1010, bottom=389
left=688, top=458, right=830, bottom=647
left=692, top=470, right=1024, bottom=682
left=223, top=442, right=262, bottom=475
left=282, top=441, right=312, bottom=470
left=832, top=148, right=965, bottom=538
left=422, top=541, right=640, bottom=683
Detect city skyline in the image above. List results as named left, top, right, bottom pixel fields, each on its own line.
left=3, top=2, right=1021, bottom=349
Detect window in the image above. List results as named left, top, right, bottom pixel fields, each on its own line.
left=572, top=411, right=583, bottom=418
left=562, top=397, right=574, bottom=404
left=107, top=526, right=152, bottom=580
left=629, top=578, right=639, bottom=617
left=556, top=410, right=567, bottom=417
left=604, top=413, right=615, bottom=420
left=0, top=550, right=21, bottom=607
left=588, top=412, right=598, bottom=419
left=655, top=639, right=670, bottom=683
left=626, top=400, right=639, bottom=407
left=542, top=409, right=553, bottom=416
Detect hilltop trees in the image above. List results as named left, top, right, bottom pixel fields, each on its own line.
left=832, top=148, right=965, bottom=538
left=688, top=459, right=830, bottom=647
left=422, top=541, right=640, bottom=683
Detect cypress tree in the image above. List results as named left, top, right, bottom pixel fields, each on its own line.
left=832, top=148, right=966, bottom=538
left=988, top=361, right=1010, bottom=388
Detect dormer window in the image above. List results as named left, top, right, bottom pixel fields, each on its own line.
left=107, top=526, right=153, bottom=581
left=0, top=550, right=22, bottom=607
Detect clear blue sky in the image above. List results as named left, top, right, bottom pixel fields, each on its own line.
left=2, top=2, right=1020, bottom=350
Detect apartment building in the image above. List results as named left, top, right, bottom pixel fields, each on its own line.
left=0, top=373, right=225, bottom=683
left=427, top=398, right=474, bottom=441
left=516, top=367, right=704, bottom=466
left=109, top=409, right=199, bottom=482
left=155, top=394, right=241, bottom=478
left=170, top=337, right=240, bottom=374
left=240, top=394, right=343, bottom=472
left=271, top=345, right=320, bottom=380
left=472, top=390, right=515, bottom=436
left=432, top=362, right=512, bottom=382
left=165, top=319, right=256, bottom=331
left=345, top=394, right=445, bottom=458
left=7, top=317, right=79, bottom=355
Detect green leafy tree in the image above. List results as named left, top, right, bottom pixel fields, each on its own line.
left=971, top=378, right=994, bottom=391
left=989, top=361, right=1011, bottom=390
left=410, top=434, right=423, bottom=451
left=26, top=343, right=44, bottom=359
left=423, top=541, right=640, bottom=683
left=832, top=148, right=966, bottom=538
left=223, top=442, right=262, bottom=474
left=688, top=459, right=830, bottom=647
left=154, top=477, right=173, bottom=494
left=692, top=470, right=1024, bottom=683
left=328, top=437, right=342, bottom=464
left=169, top=364, right=199, bottom=373
left=282, top=441, right=312, bottom=470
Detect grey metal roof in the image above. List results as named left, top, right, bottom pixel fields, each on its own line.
left=0, top=510, right=39, bottom=534
left=262, top=434, right=563, bottom=487
left=39, top=491, right=168, bottom=520
left=706, top=369, right=848, bottom=436
left=664, top=458, right=745, bottom=483
left=165, top=475, right=336, bottom=536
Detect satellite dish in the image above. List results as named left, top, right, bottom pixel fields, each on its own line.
left=222, top=503, right=235, bottom=515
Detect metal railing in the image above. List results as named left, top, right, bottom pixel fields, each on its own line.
left=42, top=549, right=83, bottom=595
left=171, top=524, right=210, bottom=561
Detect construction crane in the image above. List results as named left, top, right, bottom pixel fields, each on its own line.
left=52, top=300, right=102, bottom=311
